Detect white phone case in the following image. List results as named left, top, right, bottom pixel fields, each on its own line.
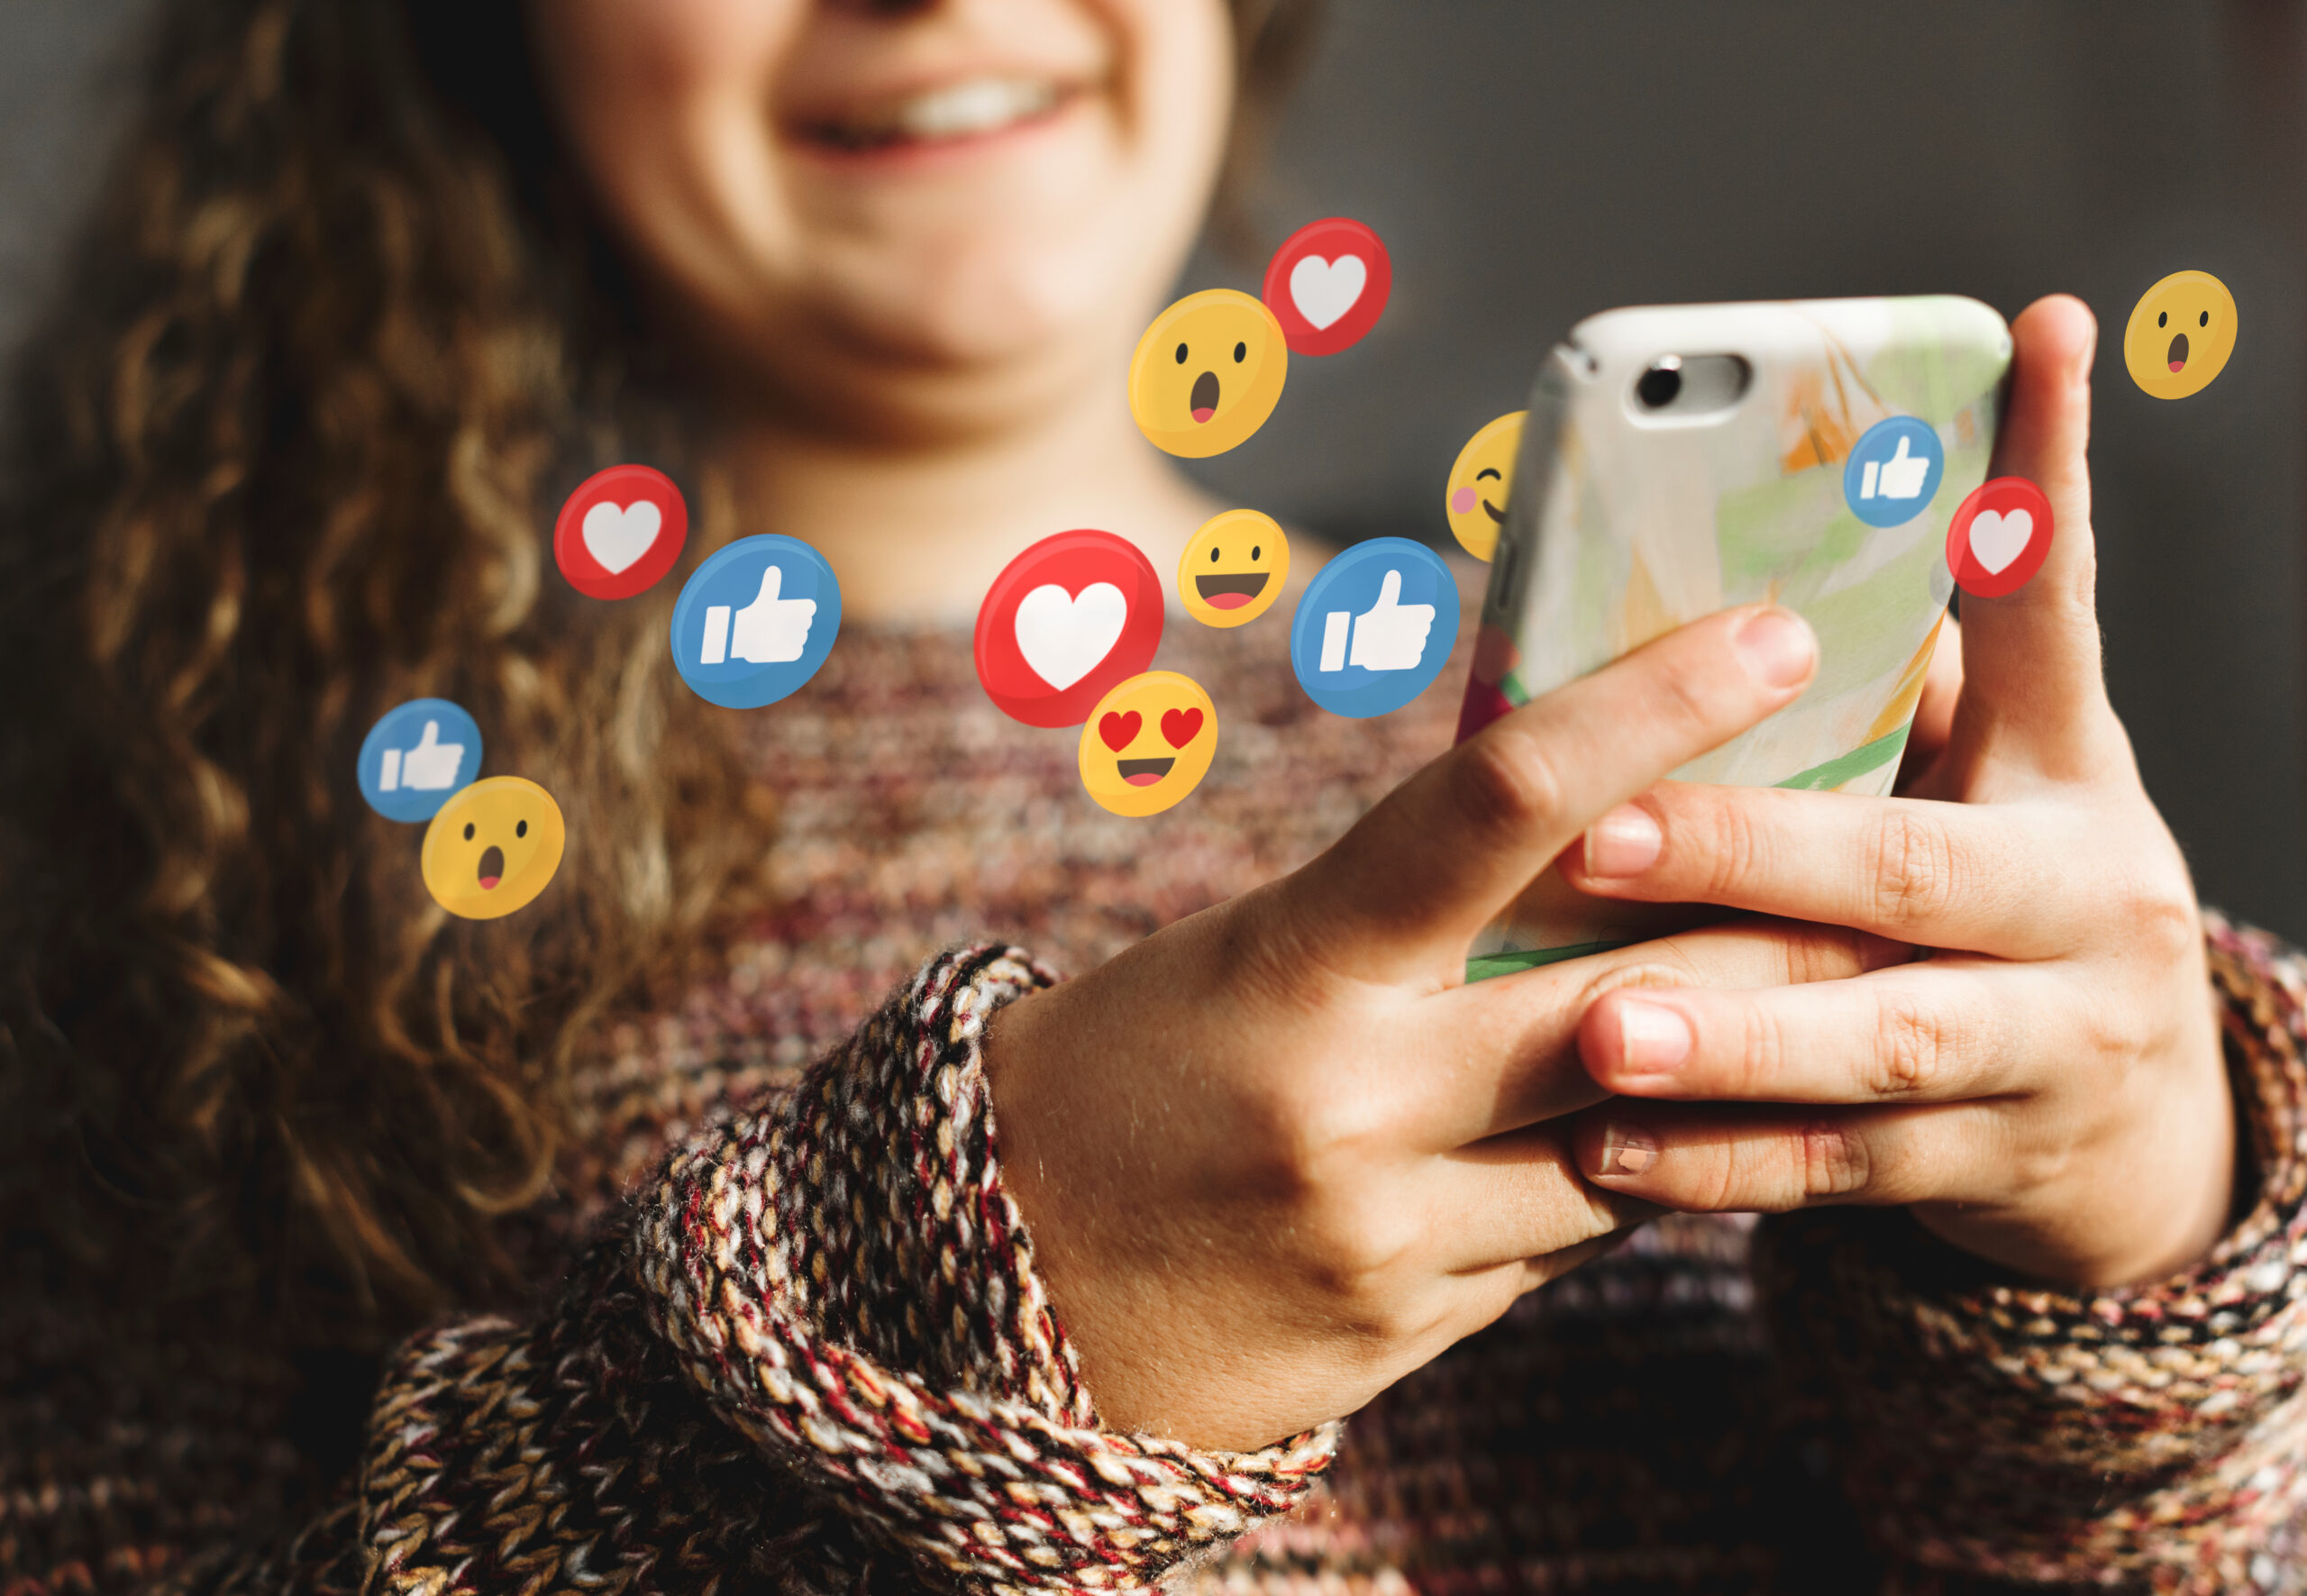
left=1459, top=296, right=2012, bottom=978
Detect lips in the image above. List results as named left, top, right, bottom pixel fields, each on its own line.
left=2168, top=332, right=2189, bottom=373
left=1190, top=370, right=1219, bottom=424
left=1194, top=571, right=1269, bottom=610
left=1117, top=757, right=1174, bottom=787
left=477, top=844, right=504, bottom=890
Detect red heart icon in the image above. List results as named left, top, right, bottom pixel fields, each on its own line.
left=1160, top=707, right=1204, bottom=749
left=1098, top=710, right=1141, bottom=752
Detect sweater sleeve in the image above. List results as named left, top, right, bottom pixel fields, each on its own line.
left=198, top=944, right=1336, bottom=1596
left=1755, top=912, right=2307, bottom=1592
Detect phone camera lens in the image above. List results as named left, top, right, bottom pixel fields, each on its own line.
left=1636, top=361, right=1682, bottom=410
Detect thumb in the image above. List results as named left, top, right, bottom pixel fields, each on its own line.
left=1889, top=435, right=1911, bottom=461
left=1368, top=569, right=1403, bottom=612
left=414, top=720, right=440, bottom=748
left=1956, top=293, right=2120, bottom=782
left=746, top=565, right=784, bottom=607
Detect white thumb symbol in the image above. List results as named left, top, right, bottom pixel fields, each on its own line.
left=1878, top=433, right=1930, bottom=499
left=1346, top=568, right=1436, bottom=672
left=724, top=561, right=816, bottom=665
left=397, top=717, right=467, bottom=791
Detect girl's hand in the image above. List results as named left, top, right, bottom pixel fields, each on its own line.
left=987, top=603, right=1906, bottom=1450
left=1562, top=295, right=2234, bottom=1290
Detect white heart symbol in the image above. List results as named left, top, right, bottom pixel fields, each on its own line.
left=1013, top=581, right=1128, bottom=692
left=1290, top=254, right=1367, bottom=332
left=1967, top=507, right=2032, bottom=575
left=583, top=499, right=662, bottom=575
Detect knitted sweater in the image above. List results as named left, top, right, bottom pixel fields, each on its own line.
left=10, top=614, right=2307, bottom=1596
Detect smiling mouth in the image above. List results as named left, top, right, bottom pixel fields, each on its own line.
left=1194, top=571, right=1269, bottom=609
left=1117, top=757, right=1174, bottom=787
left=2166, top=331, right=2189, bottom=373
left=794, top=76, right=1074, bottom=155
left=1190, top=371, right=1220, bottom=424
left=477, top=844, right=505, bottom=890
left=1482, top=498, right=1506, bottom=524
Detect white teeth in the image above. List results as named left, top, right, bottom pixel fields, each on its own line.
left=820, top=77, right=1061, bottom=145
left=898, top=77, right=1057, bottom=138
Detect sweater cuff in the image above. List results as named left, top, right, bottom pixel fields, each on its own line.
left=1755, top=912, right=2307, bottom=1589
left=635, top=943, right=1338, bottom=1593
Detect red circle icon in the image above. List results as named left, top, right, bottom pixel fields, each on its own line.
left=1262, top=217, right=1392, bottom=357
left=554, top=464, right=688, bottom=600
left=974, top=531, right=1164, bottom=727
left=1945, top=475, right=2054, bottom=599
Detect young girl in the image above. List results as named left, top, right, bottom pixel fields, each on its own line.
left=2, top=3, right=2293, bottom=1591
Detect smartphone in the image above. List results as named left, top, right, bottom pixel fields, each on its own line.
left=1456, top=296, right=2013, bottom=980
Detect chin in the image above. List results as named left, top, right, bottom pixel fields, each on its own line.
left=777, top=105, right=1177, bottom=367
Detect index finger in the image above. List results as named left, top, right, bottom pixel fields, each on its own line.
left=1285, top=604, right=1819, bottom=984
left=1956, top=295, right=2130, bottom=785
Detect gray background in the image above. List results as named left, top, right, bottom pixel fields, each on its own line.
left=7, top=1, right=2304, bottom=941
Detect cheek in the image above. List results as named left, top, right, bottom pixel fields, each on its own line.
left=536, top=0, right=804, bottom=281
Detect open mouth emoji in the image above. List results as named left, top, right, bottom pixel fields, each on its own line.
left=2123, top=270, right=2236, bottom=399
left=1178, top=508, right=1289, bottom=629
left=1079, top=671, right=1218, bottom=816
left=421, top=776, right=567, bottom=920
left=1129, top=289, right=1289, bottom=459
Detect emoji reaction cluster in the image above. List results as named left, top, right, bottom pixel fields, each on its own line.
left=1018, top=215, right=1482, bottom=815
left=2124, top=269, right=2236, bottom=400
left=1180, top=510, right=1288, bottom=628
left=422, top=778, right=566, bottom=920
left=360, top=463, right=852, bottom=920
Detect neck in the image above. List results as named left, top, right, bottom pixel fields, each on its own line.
left=720, top=369, right=1222, bottom=629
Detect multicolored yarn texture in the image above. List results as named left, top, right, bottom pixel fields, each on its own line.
left=8, top=616, right=2307, bottom=1596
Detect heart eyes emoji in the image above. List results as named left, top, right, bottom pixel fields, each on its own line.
left=1078, top=670, right=1218, bottom=817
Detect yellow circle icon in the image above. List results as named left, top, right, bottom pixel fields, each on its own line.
left=2123, top=270, right=2237, bottom=400
left=420, top=776, right=566, bottom=920
left=1128, top=290, right=1289, bottom=459
left=1178, top=509, right=1289, bottom=628
left=1078, top=671, right=1217, bottom=817
left=1444, top=410, right=1526, bottom=561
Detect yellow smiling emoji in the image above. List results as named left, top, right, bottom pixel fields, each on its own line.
left=421, top=776, right=567, bottom=920
left=1078, top=671, right=1218, bottom=817
left=1178, top=509, right=1289, bottom=628
left=1444, top=410, right=1527, bottom=561
left=1128, top=289, right=1289, bottom=459
left=2123, top=269, right=2237, bottom=400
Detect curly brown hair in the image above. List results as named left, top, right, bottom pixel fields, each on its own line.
left=0, top=0, right=1324, bottom=1354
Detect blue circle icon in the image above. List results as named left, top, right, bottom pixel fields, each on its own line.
left=1290, top=537, right=1461, bottom=719
left=670, top=534, right=843, bottom=708
left=358, top=698, right=483, bottom=822
left=1842, top=415, right=1946, bottom=528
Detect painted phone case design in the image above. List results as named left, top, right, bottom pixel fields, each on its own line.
left=1458, top=296, right=2011, bottom=978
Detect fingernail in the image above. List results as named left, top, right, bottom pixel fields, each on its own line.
left=1734, top=607, right=1817, bottom=689
left=1616, top=999, right=1692, bottom=1074
left=1582, top=804, right=1663, bottom=878
left=1596, top=1123, right=1660, bottom=1177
